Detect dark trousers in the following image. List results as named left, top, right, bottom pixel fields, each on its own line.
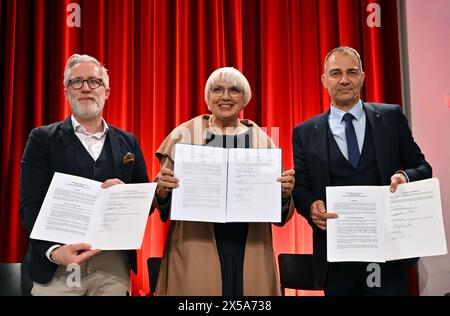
left=324, top=261, right=410, bottom=296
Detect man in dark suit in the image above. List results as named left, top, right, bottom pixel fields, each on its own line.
left=20, top=54, right=150, bottom=295
left=292, top=46, right=432, bottom=295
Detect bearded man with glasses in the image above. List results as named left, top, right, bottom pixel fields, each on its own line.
left=20, top=54, right=150, bottom=295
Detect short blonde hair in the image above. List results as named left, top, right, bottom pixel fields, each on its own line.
left=63, top=54, right=109, bottom=88
left=204, top=67, right=251, bottom=110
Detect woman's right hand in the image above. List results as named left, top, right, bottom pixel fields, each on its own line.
left=156, top=167, right=180, bottom=199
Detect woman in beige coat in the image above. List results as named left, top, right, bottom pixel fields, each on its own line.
left=154, top=67, right=295, bottom=296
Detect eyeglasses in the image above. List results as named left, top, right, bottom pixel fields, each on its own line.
left=68, top=78, right=104, bottom=90
left=210, top=86, right=243, bottom=98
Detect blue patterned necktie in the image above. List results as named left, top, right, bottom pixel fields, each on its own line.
left=342, top=113, right=360, bottom=168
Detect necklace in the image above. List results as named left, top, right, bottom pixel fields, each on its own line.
left=208, top=115, right=241, bottom=135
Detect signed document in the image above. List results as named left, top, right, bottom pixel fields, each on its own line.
left=171, top=143, right=281, bottom=223
left=326, top=178, right=447, bottom=262
left=30, top=172, right=156, bottom=250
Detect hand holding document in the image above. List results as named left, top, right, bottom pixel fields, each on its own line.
left=30, top=172, right=157, bottom=250
left=170, top=143, right=282, bottom=223
left=326, top=178, right=447, bottom=262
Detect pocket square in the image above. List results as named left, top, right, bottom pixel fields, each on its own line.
left=122, top=152, right=135, bottom=165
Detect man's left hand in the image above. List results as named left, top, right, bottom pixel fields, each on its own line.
left=101, top=178, right=125, bottom=188
left=390, top=173, right=407, bottom=193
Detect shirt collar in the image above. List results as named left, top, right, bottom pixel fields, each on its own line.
left=71, top=115, right=109, bottom=138
left=330, top=100, right=363, bottom=123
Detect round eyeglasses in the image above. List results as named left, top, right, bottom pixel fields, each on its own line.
left=210, top=86, right=243, bottom=98
left=68, top=78, right=104, bottom=90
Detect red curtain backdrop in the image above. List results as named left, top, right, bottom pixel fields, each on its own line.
left=1, top=0, right=402, bottom=296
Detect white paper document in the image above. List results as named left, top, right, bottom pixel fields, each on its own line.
left=171, top=143, right=282, bottom=223
left=326, top=178, right=447, bottom=262
left=30, top=172, right=157, bottom=250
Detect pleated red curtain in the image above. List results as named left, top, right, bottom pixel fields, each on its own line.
left=1, top=0, right=402, bottom=295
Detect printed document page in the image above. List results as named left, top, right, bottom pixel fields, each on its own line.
left=326, top=186, right=385, bottom=262
left=226, top=148, right=281, bottom=222
left=384, top=178, right=447, bottom=260
left=171, top=144, right=228, bottom=222
left=171, top=144, right=281, bottom=223
left=30, top=172, right=156, bottom=249
left=327, top=178, right=447, bottom=262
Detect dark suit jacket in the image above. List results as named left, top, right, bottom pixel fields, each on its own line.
left=292, top=102, right=432, bottom=287
left=20, top=116, right=150, bottom=284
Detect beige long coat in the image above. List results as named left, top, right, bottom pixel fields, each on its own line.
left=155, top=115, right=294, bottom=296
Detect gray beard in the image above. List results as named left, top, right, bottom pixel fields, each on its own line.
left=69, top=97, right=104, bottom=119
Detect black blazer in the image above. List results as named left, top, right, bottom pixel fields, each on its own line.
left=20, top=116, right=150, bottom=284
left=292, top=102, right=432, bottom=287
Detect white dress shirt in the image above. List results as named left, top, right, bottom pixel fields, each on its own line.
left=71, top=115, right=109, bottom=161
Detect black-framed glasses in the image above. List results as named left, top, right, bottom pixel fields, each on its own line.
left=68, top=78, right=104, bottom=90
left=210, top=86, right=243, bottom=98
